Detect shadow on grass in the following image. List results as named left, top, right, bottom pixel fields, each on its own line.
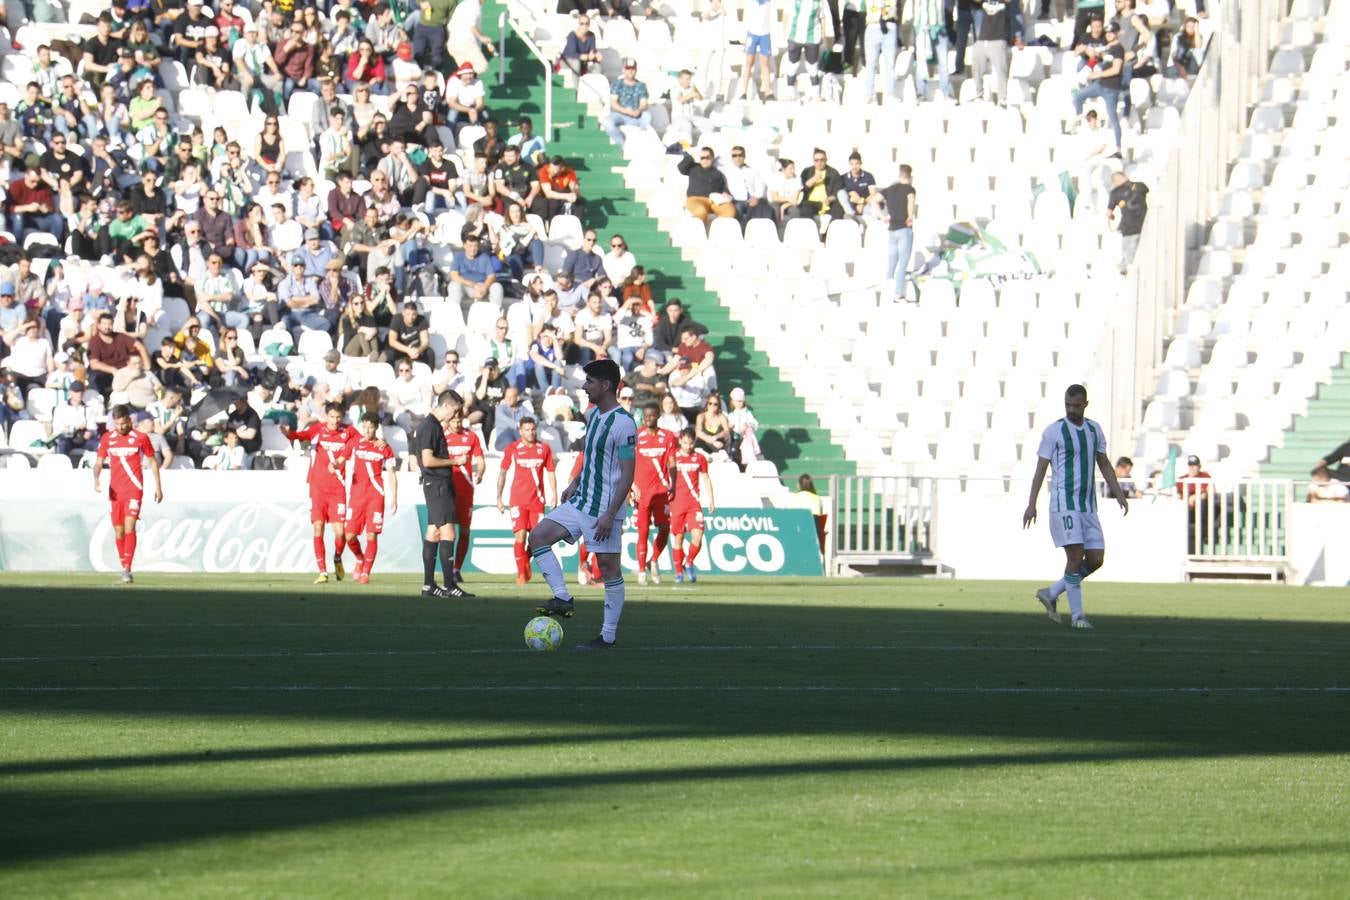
left=1, top=581, right=1348, bottom=864
left=0, top=747, right=1329, bottom=866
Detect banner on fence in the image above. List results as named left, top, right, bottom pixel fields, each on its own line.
left=0, top=501, right=822, bottom=577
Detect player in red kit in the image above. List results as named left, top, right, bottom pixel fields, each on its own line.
left=285, top=402, right=360, bottom=583
left=669, top=427, right=715, bottom=583
left=632, top=401, right=676, bottom=585
left=569, top=448, right=603, bottom=585
left=333, top=412, right=398, bottom=584
left=441, top=399, right=485, bottom=582
left=94, top=404, right=164, bottom=584
left=496, top=417, right=557, bottom=584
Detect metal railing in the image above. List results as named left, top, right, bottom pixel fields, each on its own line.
left=1102, top=0, right=1284, bottom=450
left=496, top=4, right=553, bottom=139
left=825, top=474, right=937, bottom=574
left=1181, top=478, right=1293, bottom=576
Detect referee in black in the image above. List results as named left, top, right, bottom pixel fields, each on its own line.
left=413, top=392, right=472, bottom=598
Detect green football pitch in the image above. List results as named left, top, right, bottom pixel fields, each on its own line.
left=1, top=574, right=1347, bottom=898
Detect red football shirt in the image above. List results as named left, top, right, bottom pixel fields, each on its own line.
left=671, top=450, right=708, bottom=510
left=442, top=426, right=484, bottom=499
left=502, top=438, right=555, bottom=508
left=288, top=423, right=359, bottom=495
left=97, top=430, right=155, bottom=499
left=634, top=427, right=676, bottom=499
left=341, top=436, right=395, bottom=504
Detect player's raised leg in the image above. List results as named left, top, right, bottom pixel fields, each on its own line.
left=529, top=515, right=576, bottom=617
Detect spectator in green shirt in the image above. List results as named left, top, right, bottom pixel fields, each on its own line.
left=414, top=0, right=457, bottom=72
left=106, top=200, right=156, bottom=262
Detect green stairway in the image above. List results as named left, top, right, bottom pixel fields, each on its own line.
left=480, top=6, right=853, bottom=481
left=1262, top=352, right=1350, bottom=480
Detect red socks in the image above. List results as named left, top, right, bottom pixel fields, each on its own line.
left=636, top=517, right=650, bottom=569
left=652, top=527, right=669, bottom=564
left=513, top=541, right=529, bottom=579
left=347, top=536, right=363, bottom=560
left=455, top=525, right=470, bottom=571
left=115, top=532, right=137, bottom=570
left=672, top=546, right=685, bottom=575
left=362, top=536, right=378, bottom=574
left=313, top=535, right=327, bottom=573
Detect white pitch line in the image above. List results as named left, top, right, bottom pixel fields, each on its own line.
left=7, top=622, right=1349, bottom=649
left=1, top=685, right=1346, bottom=695
left=0, top=643, right=1341, bottom=663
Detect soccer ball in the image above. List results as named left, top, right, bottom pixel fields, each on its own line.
left=524, top=615, right=564, bottom=651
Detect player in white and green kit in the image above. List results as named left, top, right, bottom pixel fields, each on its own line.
left=1022, top=384, right=1129, bottom=629
left=785, top=0, right=828, bottom=96
left=530, top=359, right=638, bottom=649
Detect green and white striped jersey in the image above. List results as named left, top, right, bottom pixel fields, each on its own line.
left=1037, top=417, right=1107, bottom=514
left=788, top=0, right=825, bottom=44
left=570, top=405, right=639, bottom=518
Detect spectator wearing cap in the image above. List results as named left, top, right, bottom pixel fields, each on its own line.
left=6, top=167, right=65, bottom=242
left=1176, top=455, right=1212, bottom=506
left=603, top=59, right=652, bottom=146
left=171, top=0, right=212, bottom=65
left=447, top=0, right=496, bottom=75
left=678, top=147, right=736, bottom=224
left=317, top=348, right=355, bottom=401
left=1074, top=21, right=1125, bottom=149
left=446, top=62, right=487, bottom=138
left=52, top=381, right=102, bottom=459
left=278, top=255, right=328, bottom=346
left=448, top=231, right=504, bottom=310
left=297, top=228, right=338, bottom=279
left=234, top=22, right=284, bottom=98
left=561, top=14, right=601, bottom=75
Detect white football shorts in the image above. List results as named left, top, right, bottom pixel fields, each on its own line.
left=543, top=501, right=630, bottom=555
left=1048, top=510, right=1105, bottom=550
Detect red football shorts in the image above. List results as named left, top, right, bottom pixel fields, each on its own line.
left=510, top=504, right=544, bottom=534
left=109, top=494, right=144, bottom=526
left=637, top=494, right=671, bottom=526
left=344, top=497, right=387, bottom=535
left=310, top=489, right=346, bottom=525
left=670, top=506, right=704, bottom=535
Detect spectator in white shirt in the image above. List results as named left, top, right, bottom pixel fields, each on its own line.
left=602, top=235, right=637, bottom=285
left=433, top=349, right=470, bottom=400
left=572, top=292, right=614, bottom=365
left=720, top=145, right=770, bottom=223
left=447, top=0, right=495, bottom=75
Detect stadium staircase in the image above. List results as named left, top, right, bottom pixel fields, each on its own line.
left=1263, top=353, right=1350, bottom=481
left=484, top=0, right=853, bottom=482
left=1137, top=0, right=1350, bottom=484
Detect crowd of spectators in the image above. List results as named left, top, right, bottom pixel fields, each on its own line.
left=0, top=0, right=775, bottom=472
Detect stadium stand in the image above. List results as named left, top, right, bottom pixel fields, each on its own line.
left=0, top=0, right=1342, bottom=511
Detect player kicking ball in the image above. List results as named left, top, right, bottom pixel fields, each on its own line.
left=632, top=401, right=676, bottom=586
left=1022, top=384, right=1129, bottom=629
left=496, top=417, right=557, bottom=585
left=285, top=403, right=359, bottom=584
left=669, top=428, right=714, bottom=583
left=528, top=359, right=637, bottom=649
left=332, top=413, right=397, bottom=584
left=94, top=404, right=163, bottom=584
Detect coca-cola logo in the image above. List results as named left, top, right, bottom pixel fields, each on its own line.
left=88, top=503, right=316, bottom=573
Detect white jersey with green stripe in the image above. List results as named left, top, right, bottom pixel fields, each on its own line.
left=570, top=405, right=639, bottom=518
left=1037, top=417, right=1107, bottom=514
left=788, top=0, right=825, bottom=44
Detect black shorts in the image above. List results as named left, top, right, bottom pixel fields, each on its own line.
left=422, top=478, right=456, bottom=527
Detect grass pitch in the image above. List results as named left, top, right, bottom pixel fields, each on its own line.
left=1, top=573, right=1347, bottom=898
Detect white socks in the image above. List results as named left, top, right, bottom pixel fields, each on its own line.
left=1048, top=577, right=1068, bottom=599
left=531, top=546, right=572, bottom=600
left=601, top=578, right=625, bottom=643
left=1064, top=572, right=1084, bottom=620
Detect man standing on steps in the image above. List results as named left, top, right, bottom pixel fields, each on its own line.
left=411, top=391, right=473, bottom=599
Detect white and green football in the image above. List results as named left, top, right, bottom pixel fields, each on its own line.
left=524, top=616, right=564, bottom=651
